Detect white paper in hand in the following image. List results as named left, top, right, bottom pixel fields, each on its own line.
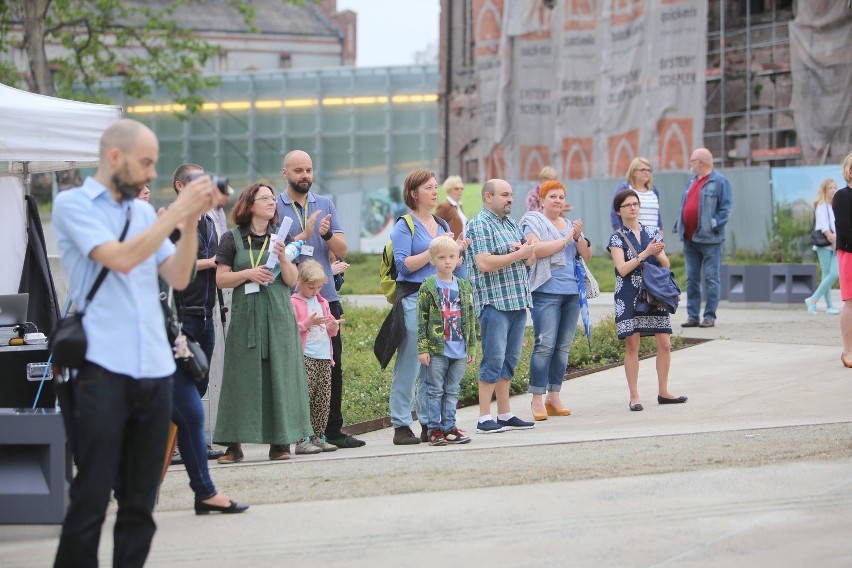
left=265, top=217, right=293, bottom=270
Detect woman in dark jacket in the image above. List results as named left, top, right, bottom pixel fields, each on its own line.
left=831, top=152, right=852, bottom=367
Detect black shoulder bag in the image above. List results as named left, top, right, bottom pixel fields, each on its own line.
left=160, top=289, right=209, bottom=383
left=49, top=207, right=132, bottom=369
left=810, top=204, right=832, bottom=247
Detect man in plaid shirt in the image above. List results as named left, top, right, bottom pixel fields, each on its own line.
left=466, top=179, right=537, bottom=434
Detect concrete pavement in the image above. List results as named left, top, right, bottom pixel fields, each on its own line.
left=2, top=295, right=851, bottom=567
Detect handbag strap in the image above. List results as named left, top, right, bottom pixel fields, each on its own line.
left=617, top=229, right=643, bottom=266
left=84, top=206, right=132, bottom=307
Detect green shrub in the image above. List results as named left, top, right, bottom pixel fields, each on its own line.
left=338, top=252, right=687, bottom=295
left=339, top=304, right=684, bottom=425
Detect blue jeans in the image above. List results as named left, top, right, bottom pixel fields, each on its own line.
left=813, top=247, right=839, bottom=308
left=478, top=305, right=527, bottom=384
left=683, top=240, right=722, bottom=321
left=172, top=368, right=216, bottom=500
left=389, top=293, right=427, bottom=428
left=424, top=354, right=466, bottom=432
left=181, top=315, right=216, bottom=397
left=55, top=364, right=172, bottom=568
left=529, top=292, right=580, bottom=394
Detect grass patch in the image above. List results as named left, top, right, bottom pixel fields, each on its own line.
left=339, top=304, right=684, bottom=425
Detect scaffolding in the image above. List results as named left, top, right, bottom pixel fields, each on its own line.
left=705, top=0, right=797, bottom=168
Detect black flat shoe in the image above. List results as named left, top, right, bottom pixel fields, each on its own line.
left=658, top=395, right=688, bottom=404
left=195, top=499, right=249, bottom=515
left=629, top=402, right=643, bottom=411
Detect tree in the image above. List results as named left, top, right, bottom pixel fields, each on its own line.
left=0, top=0, right=270, bottom=113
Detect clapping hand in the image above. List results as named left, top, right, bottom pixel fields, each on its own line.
left=511, top=241, right=536, bottom=260
left=571, top=219, right=584, bottom=240
left=456, top=236, right=472, bottom=253
left=330, top=260, right=349, bottom=275
left=318, top=213, right=333, bottom=237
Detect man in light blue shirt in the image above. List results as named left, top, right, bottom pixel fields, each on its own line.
left=52, top=119, right=216, bottom=568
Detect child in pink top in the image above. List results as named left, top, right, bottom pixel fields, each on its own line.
left=290, top=260, right=342, bottom=453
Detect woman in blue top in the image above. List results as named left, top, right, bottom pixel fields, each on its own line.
left=610, top=157, right=663, bottom=233
left=388, top=169, right=468, bottom=445
left=521, top=180, right=591, bottom=420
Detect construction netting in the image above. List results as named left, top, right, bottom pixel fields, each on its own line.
left=789, top=1, right=852, bottom=165
left=473, top=0, right=707, bottom=181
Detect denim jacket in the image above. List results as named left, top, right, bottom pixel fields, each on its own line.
left=672, top=169, right=733, bottom=244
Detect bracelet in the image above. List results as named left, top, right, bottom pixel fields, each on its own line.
left=321, top=229, right=333, bottom=241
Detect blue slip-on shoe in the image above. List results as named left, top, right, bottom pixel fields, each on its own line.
left=475, top=419, right=507, bottom=434
left=496, top=416, right=535, bottom=430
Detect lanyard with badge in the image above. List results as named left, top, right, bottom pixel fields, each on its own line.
left=244, top=233, right=269, bottom=295
left=290, top=200, right=315, bottom=257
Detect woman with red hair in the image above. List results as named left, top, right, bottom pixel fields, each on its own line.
left=520, top=180, right=591, bottom=420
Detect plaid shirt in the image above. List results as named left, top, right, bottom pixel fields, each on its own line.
left=466, top=207, right=532, bottom=315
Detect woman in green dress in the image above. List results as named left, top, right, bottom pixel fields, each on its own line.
left=214, top=182, right=313, bottom=463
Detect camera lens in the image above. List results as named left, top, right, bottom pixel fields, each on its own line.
left=186, top=172, right=232, bottom=196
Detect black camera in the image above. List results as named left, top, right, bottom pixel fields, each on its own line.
left=187, top=172, right=232, bottom=196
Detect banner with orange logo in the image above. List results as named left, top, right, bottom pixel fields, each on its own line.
left=472, top=0, right=706, bottom=182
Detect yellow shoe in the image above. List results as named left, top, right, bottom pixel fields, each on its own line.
left=530, top=404, right=548, bottom=421
left=545, top=401, right=571, bottom=416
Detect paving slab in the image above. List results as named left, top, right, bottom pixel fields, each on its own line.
left=2, top=296, right=850, bottom=567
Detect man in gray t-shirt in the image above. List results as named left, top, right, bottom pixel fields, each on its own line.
left=275, top=150, right=365, bottom=448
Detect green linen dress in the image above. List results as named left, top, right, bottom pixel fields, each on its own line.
left=213, top=227, right=313, bottom=445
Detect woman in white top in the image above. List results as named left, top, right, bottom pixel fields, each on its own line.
left=609, top=157, right=663, bottom=233
left=805, top=178, right=839, bottom=314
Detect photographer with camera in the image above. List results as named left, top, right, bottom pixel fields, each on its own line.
left=52, top=119, right=216, bottom=567
left=161, top=164, right=248, bottom=514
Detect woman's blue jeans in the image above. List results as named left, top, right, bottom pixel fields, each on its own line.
left=172, top=315, right=217, bottom=500
left=813, top=247, right=839, bottom=308
left=529, top=292, right=580, bottom=394
left=172, top=368, right=216, bottom=500
left=389, top=293, right=428, bottom=428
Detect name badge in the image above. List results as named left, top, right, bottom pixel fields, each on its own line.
left=244, top=282, right=260, bottom=295
left=301, top=244, right=315, bottom=257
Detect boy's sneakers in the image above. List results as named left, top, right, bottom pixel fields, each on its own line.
left=428, top=429, right=447, bottom=446
left=497, top=416, right=535, bottom=430
left=475, top=419, right=507, bottom=434
left=443, top=427, right=471, bottom=444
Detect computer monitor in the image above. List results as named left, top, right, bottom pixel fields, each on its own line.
left=0, top=293, right=29, bottom=326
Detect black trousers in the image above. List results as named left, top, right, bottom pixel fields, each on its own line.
left=325, top=301, right=344, bottom=438
left=54, top=363, right=173, bottom=568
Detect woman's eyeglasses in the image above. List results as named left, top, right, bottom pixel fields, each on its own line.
left=620, top=202, right=640, bottom=209
left=254, top=195, right=276, bottom=203
left=635, top=168, right=652, bottom=173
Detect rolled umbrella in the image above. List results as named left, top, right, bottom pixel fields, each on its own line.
left=574, top=256, right=593, bottom=349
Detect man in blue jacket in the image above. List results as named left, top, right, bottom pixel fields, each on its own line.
left=672, top=148, right=733, bottom=328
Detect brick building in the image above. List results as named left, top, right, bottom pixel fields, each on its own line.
left=437, top=0, right=852, bottom=182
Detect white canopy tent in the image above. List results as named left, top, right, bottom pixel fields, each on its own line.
left=0, top=83, right=122, bottom=294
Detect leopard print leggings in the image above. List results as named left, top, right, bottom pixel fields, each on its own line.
left=303, top=356, right=332, bottom=438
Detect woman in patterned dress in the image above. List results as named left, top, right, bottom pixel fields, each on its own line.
left=607, top=189, right=687, bottom=411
